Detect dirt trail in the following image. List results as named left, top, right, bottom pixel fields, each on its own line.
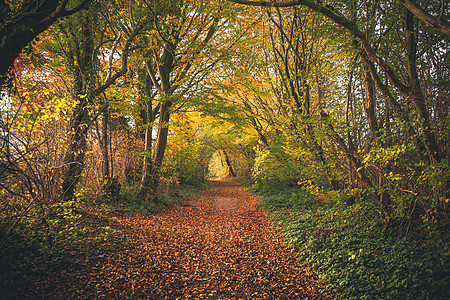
left=11, top=181, right=328, bottom=299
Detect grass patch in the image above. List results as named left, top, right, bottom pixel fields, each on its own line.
left=258, top=187, right=450, bottom=299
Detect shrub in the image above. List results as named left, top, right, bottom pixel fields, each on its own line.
left=259, top=191, right=450, bottom=299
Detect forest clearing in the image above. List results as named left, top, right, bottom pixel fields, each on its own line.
left=1, top=0, right=449, bottom=299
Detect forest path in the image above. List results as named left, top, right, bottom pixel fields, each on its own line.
left=53, top=181, right=328, bottom=299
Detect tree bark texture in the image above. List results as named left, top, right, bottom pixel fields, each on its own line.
left=101, top=103, right=110, bottom=183
left=223, top=150, right=236, bottom=177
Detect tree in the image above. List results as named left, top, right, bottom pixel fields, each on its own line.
left=51, top=1, right=145, bottom=201
left=229, top=0, right=450, bottom=35
left=229, top=0, right=447, bottom=164
left=0, top=0, right=90, bottom=86
left=136, top=0, right=237, bottom=202
left=227, top=0, right=449, bottom=226
left=137, top=68, right=157, bottom=199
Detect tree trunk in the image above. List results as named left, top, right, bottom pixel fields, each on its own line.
left=361, top=55, right=379, bottom=140
left=405, top=9, right=442, bottom=164
left=143, top=39, right=176, bottom=202
left=140, top=101, right=171, bottom=202
left=60, top=11, right=94, bottom=202
left=139, top=77, right=154, bottom=199
left=61, top=100, right=89, bottom=202
left=223, top=150, right=236, bottom=177
left=101, top=102, right=110, bottom=184
left=345, top=70, right=356, bottom=187
left=153, top=102, right=171, bottom=168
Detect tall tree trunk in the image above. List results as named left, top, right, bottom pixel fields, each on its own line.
left=61, top=100, right=90, bottom=202
left=58, top=4, right=138, bottom=201
left=101, top=102, right=110, bottom=184
left=361, top=55, right=379, bottom=141
left=144, top=40, right=176, bottom=202
left=362, top=55, right=392, bottom=219
left=147, top=101, right=172, bottom=201
left=139, top=76, right=154, bottom=199
left=141, top=9, right=217, bottom=202
left=60, top=11, right=94, bottom=202
left=405, top=9, right=442, bottom=164
left=153, top=101, right=171, bottom=168
left=345, top=70, right=357, bottom=187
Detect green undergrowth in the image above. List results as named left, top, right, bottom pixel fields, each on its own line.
left=0, top=183, right=205, bottom=297
left=256, top=185, right=450, bottom=300
left=0, top=199, right=129, bottom=297
left=233, top=176, right=253, bottom=187
left=85, top=182, right=207, bottom=215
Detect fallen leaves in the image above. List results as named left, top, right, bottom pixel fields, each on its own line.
left=2, top=181, right=329, bottom=299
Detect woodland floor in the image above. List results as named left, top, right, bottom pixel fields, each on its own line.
left=1, top=181, right=329, bottom=299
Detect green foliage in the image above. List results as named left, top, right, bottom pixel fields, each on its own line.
left=156, top=183, right=207, bottom=206
left=361, top=142, right=450, bottom=226
left=259, top=191, right=450, bottom=300
left=251, top=141, right=330, bottom=195
left=100, top=184, right=151, bottom=214
left=332, top=187, right=368, bottom=206
left=163, top=140, right=212, bottom=187
left=252, top=146, right=303, bottom=190
left=258, top=187, right=321, bottom=211
left=162, top=114, right=214, bottom=187
left=6, top=201, right=122, bottom=251
left=0, top=200, right=127, bottom=290
left=87, top=181, right=206, bottom=215
left=0, top=199, right=129, bottom=298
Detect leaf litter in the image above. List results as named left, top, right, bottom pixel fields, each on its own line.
left=1, top=181, right=329, bottom=299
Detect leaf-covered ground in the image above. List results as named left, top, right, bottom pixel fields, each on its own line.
left=1, top=181, right=328, bottom=299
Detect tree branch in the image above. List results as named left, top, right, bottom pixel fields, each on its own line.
left=92, top=23, right=144, bottom=96
left=145, top=60, right=162, bottom=93
left=0, top=0, right=91, bottom=85
left=398, top=0, right=450, bottom=36
left=229, top=0, right=410, bottom=94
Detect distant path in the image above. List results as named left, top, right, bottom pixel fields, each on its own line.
left=67, top=181, right=329, bottom=299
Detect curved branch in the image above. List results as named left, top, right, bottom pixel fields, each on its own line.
left=0, top=0, right=91, bottom=85
left=229, top=0, right=410, bottom=93
left=398, top=0, right=450, bottom=36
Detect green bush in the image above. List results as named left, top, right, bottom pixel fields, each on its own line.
left=252, top=147, right=303, bottom=189
left=90, top=181, right=205, bottom=215
left=251, top=142, right=333, bottom=195
left=163, top=141, right=213, bottom=187
left=260, top=191, right=450, bottom=299
left=257, top=187, right=320, bottom=211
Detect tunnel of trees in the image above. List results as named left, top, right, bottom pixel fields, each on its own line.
left=0, top=0, right=448, bottom=298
